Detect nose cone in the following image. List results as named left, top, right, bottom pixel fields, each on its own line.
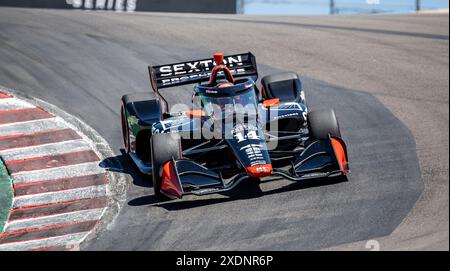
left=226, top=123, right=272, bottom=177
left=245, top=164, right=273, bottom=178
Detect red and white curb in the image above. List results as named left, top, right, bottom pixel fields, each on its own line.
left=0, top=90, right=126, bottom=251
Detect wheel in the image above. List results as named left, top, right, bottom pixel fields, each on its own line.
left=121, top=105, right=130, bottom=153
left=150, top=133, right=182, bottom=198
left=307, top=109, right=341, bottom=140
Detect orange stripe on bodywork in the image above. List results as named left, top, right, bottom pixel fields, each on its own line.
left=161, top=160, right=183, bottom=199
left=186, top=109, right=206, bottom=118
left=245, top=164, right=273, bottom=178
left=263, top=98, right=280, bottom=108
left=330, top=137, right=348, bottom=174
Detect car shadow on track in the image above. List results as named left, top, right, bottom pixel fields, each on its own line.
left=100, top=149, right=152, bottom=188
left=99, top=151, right=172, bottom=206
left=153, top=176, right=348, bottom=211
left=100, top=152, right=348, bottom=211
left=133, top=176, right=348, bottom=211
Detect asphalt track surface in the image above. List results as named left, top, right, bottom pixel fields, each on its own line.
left=0, top=8, right=448, bottom=250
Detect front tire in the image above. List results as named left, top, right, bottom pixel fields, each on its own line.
left=307, top=109, right=341, bottom=140
left=121, top=105, right=130, bottom=153
left=150, top=133, right=182, bottom=198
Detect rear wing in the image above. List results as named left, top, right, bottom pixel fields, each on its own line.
left=148, top=52, right=258, bottom=92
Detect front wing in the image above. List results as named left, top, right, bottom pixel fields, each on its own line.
left=159, top=135, right=349, bottom=199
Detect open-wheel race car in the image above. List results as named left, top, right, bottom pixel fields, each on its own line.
left=121, top=52, right=349, bottom=199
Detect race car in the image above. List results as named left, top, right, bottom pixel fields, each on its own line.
left=121, top=52, right=349, bottom=199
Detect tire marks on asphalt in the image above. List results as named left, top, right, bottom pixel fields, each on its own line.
left=5, top=208, right=105, bottom=232
left=0, top=118, right=69, bottom=138
left=6, top=150, right=100, bottom=173
left=12, top=185, right=108, bottom=208
left=10, top=162, right=106, bottom=184
left=14, top=174, right=108, bottom=196
left=9, top=197, right=108, bottom=221
left=0, top=139, right=91, bottom=161
left=0, top=108, right=53, bottom=125
left=0, top=232, right=88, bottom=251
left=0, top=98, right=35, bottom=111
left=0, top=129, right=82, bottom=151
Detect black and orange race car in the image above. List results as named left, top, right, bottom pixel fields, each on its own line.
left=121, top=52, right=349, bottom=199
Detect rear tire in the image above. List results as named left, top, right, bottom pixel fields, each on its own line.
left=151, top=133, right=182, bottom=198
left=307, top=109, right=341, bottom=140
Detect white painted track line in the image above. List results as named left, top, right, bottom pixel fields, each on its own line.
left=11, top=162, right=105, bottom=184
left=0, top=118, right=65, bottom=137
left=0, top=98, right=35, bottom=110
left=0, top=232, right=89, bottom=251
left=13, top=185, right=108, bottom=208
left=5, top=208, right=105, bottom=232
left=0, top=139, right=91, bottom=161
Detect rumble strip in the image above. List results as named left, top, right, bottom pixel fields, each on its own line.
left=0, top=90, right=124, bottom=251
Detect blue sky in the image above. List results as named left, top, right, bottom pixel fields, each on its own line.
left=241, top=0, right=449, bottom=15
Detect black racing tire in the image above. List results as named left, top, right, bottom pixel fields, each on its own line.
left=151, top=133, right=182, bottom=198
left=307, top=109, right=341, bottom=140
left=121, top=104, right=130, bottom=153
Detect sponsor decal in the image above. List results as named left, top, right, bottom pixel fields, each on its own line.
left=66, top=0, right=137, bottom=12
left=158, top=55, right=246, bottom=86
left=233, top=123, right=258, bottom=133
left=127, top=115, right=139, bottom=136
left=233, top=123, right=260, bottom=143
left=273, top=112, right=300, bottom=120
